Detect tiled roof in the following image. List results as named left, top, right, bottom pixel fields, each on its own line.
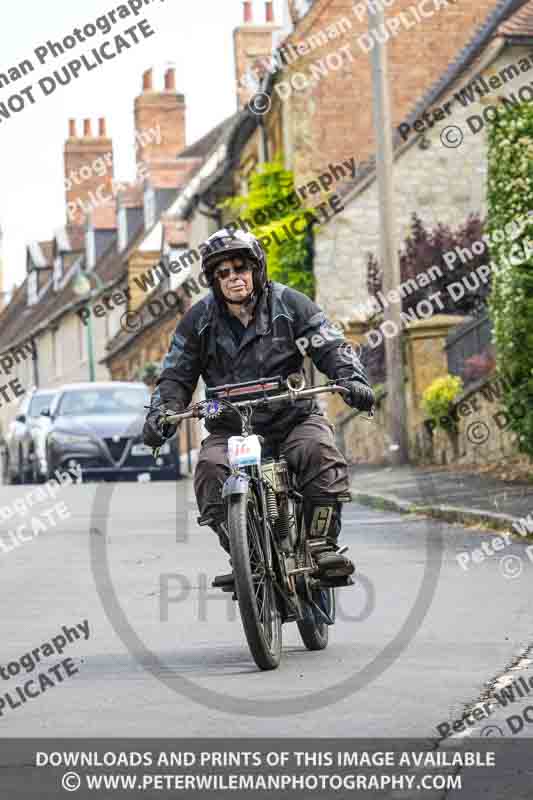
left=102, top=264, right=195, bottom=361
left=179, top=113, right=240, bottom=159
left=498, top=0, right=533, bottom=36
left=0, top=239, right=123, bottom=354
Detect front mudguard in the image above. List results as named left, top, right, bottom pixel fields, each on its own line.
left=222, top=471, right=250, bottom=499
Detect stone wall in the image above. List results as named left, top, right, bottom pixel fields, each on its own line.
left=417, top=376, right=521, bottom=467
left=313, top=43, right=533, bottom=322
left=331, top=314, right=525, bottom=468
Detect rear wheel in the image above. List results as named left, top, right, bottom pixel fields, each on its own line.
left=227, top=487, right=282, bottom=670
left=297, top=587, right=335, bottom=651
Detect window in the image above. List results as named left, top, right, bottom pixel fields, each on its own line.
left=118, top=207, right=128, bottom=252
left=28, top=393, right=54, bottom=418
left=168, top=246, right=188, bottom=290
left=58, top=387, right=150, bottom=416
left=144, top=186, right=156, bottom=230
left=27, top=270, right=38, bottom=306
left=53, top=254, right=63, bottom=290
left=85, top=229, right=96, bottom=271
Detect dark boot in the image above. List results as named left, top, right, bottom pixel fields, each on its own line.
left=303, top=496, right=355, bottom=578
left=197, top=506, right=235, bottom=591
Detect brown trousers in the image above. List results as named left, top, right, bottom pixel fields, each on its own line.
left=193, top=414, right=349, bottom=520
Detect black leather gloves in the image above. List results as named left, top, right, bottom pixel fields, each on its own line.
left=143, top=400, right=183, bottom=449
left=337, top=380, right=375, bottom=412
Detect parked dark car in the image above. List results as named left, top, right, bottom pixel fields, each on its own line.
left=44, top=382, right=180, bottom=481
left=3, top=388, right=57, bottom=484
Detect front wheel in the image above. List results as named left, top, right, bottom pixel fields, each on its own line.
left=227, top=487, right=282, bottom=671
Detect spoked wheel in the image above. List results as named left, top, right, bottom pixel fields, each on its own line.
left=297, top=586, right=336, bottom=651
left=227, top=486, right=282, bottom=670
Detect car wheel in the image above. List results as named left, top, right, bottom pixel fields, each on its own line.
left=31, top=458, right=44, bottom=484
left=17, top=447, right=27, bottom=485
left=5, top=456, right=19, bottom=485
left=2, top=452, right=10, bottom=485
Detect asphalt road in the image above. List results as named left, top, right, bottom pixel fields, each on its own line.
left=1, top=474, right=533, bottom=740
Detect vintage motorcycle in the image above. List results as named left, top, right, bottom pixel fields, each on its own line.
left=161, top=374, right=361, bottom=671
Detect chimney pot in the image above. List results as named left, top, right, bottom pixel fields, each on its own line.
left=68, top=119, right=76, bottom=138
left=98, top=117, right=107, bottom=137
left=265, top=1, right=274, bottom=22
left=83, top=119, right=92, bottom=137
left=143, top=68, right=153, bottom=91
left=243, top=1, right=253, bottom=23
left=164, top=68, right=176, bottom=91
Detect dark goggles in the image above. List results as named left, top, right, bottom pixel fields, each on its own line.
left=214, top=262, right=252, bottom=280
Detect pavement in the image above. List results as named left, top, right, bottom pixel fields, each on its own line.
left=350, top=464, right=533, bottom=534
left=1, top=475, right=533, bottom=796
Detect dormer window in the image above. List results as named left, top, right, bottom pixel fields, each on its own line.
left=27, top=270, right=38, bottom=306
left=118, top=207, right=128, bottom=252
left=53, top=254, right=63, bottom=290
left=144, top=186, right=156, bottom=230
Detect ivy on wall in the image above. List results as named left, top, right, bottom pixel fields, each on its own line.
left=487, top=102, right=533, bottom=458
left=222, top=156, right=316, bottom=298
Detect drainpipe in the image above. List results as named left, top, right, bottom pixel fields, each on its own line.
left=258, top=116, right=269, bottom=164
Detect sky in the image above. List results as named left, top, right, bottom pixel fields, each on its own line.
left=0, top=0, right=288, bottom=292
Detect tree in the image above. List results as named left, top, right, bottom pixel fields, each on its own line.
left=367, top=212, right=489, bottom=316
left=222, top=156, right=316, bottom=298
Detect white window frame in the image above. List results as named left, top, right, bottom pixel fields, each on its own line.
left=53, top=254, right=63, bottom=290
left=118, top=206, right=128, bottom=252
left=27, top=270, right=38, bottom=306
left=144, top=186, right=156, bottom=230
left=85, top=229, right=96, bottom=271
left=168, top=247, right=189, bottom=291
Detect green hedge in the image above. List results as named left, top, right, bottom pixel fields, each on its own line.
left=487, top=101, right=533, bottom=457
left=221, top=156, right=315, bottom=298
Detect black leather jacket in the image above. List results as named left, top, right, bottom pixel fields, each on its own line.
left=150, top=281, right=369, bottom=440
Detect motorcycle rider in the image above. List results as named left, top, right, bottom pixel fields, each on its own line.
left=143, top=228, right=374, bottom=577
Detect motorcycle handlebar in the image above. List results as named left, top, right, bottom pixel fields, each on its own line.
left=162, top=383, right=351, bottom=424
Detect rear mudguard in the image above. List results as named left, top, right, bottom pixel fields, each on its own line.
left=222, top=472, right=250, bottom=499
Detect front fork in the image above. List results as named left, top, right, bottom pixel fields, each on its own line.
left=221, top=466, right=275, bottom=569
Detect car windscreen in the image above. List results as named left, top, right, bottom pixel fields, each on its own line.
left=57, top=388, right=150, bottom=416
left=29, top=394, right=55, bottom=417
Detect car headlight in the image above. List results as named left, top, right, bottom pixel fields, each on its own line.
left=48, top=432, right=94, bottom=447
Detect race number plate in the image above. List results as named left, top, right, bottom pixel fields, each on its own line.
left=228, top=435, right=262, bottom=468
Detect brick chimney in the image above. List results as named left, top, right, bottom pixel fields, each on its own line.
left=134, top=67, right=186, bottom=169
left=64, top=118, right=114, bottom=226
left=234, top=1, right=282, bottom=110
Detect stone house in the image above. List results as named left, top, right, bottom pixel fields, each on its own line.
left=0, top=68, right=204, bottom=455
left=320, top=0, right=533, bottom=463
